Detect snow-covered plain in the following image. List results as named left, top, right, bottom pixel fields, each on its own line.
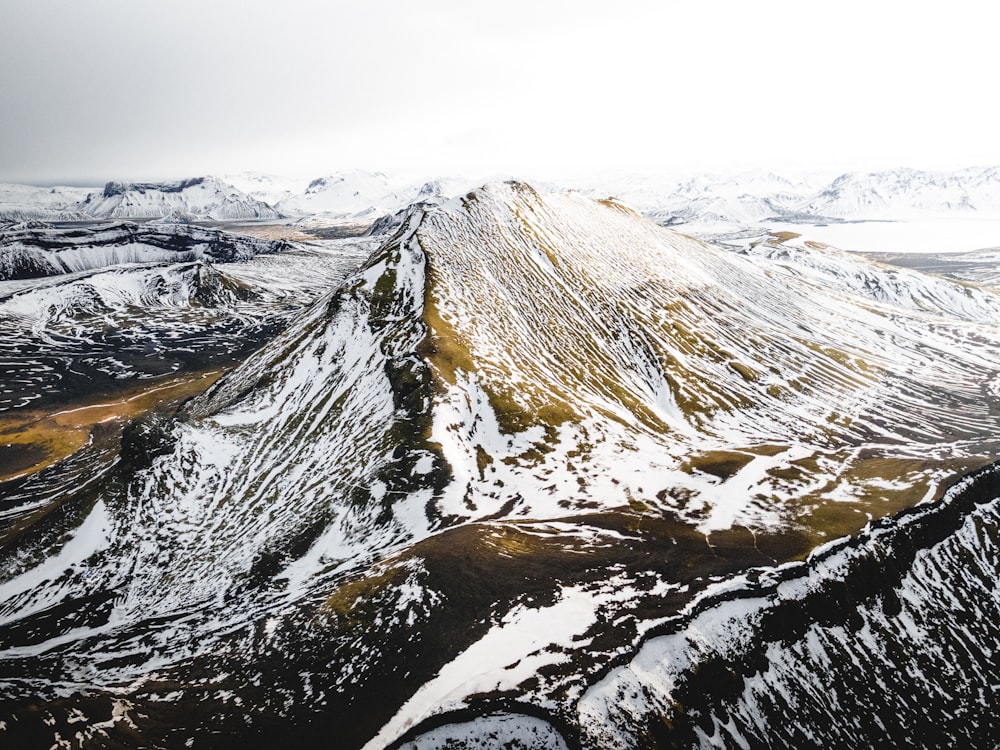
left=767, top=216, right=1000, bottom=255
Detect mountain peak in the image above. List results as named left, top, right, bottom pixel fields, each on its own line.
left=83, top=175, right=282, bottom=220
left=3, top=178, right=1000, bottom=748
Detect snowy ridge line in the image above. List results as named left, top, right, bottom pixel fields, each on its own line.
left=738, top=237, right=1000, bottom=325
left=575, top=460, right=1000, bottom=748
left=34, top=208, right=440, bottom=673
left=0, top=207, right=440, bottom=703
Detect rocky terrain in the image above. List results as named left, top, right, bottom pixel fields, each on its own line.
left=1, top=181, right=999, bottom=748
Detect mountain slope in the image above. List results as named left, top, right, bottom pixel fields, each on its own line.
left=575, top=461, right=1000, bottom=749
left=0, top=260, right=289, bottom=413
left=417, top=183, right=999, bottom=531
left=1, top=182, right=1000, bottom=749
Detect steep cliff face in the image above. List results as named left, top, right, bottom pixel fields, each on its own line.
left=1, top=183, right=999, bottom=749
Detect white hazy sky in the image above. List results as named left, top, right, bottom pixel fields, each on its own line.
left=0, top=0, right=996, bottom=184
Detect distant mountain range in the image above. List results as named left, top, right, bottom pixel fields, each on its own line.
left=568, top=166, right=1000, bottom=225
left=0, top=173, right=474, bottom=224
left=3, top=166, right=1000, bottom=226
left=0, top=177, right=281, bottom=222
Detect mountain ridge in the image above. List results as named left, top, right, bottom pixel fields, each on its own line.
left=6, top=165, right=1000, bottom=228
left=2, top=179, right=1000, bottom=748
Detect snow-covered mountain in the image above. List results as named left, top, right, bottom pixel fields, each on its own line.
left=0, top=172, right=476, bottom=225
left=219, top=164, right=1000, bottom=226
left=5, top=166, right=999, bottom=232
left=240, top=164, right=1000, bottom=227
left=2, top=182, right=999, bottom=748
left=0, top=184, right=93, bottom=221
left=220, top=171, right=308, bottom=207
left=80, top=176, right=283, bottom=220
left=0, top=262, right=273, bottom=414
left=271, top=170, right=405, bottom=217
left=0, top=177, right=282, bottom=222
left=797, top=165, right=1000, bottom=219
left=568, top=165, right=1000, bottom=226
left=269, top=172, right=484, bottom=220
left=566, top=169, right=820, bottom=226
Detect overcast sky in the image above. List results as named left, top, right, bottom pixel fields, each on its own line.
left=1, top=0, right=996, bottom=184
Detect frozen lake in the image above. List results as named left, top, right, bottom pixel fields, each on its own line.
left=770, top=217, right=1000, bottom=254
